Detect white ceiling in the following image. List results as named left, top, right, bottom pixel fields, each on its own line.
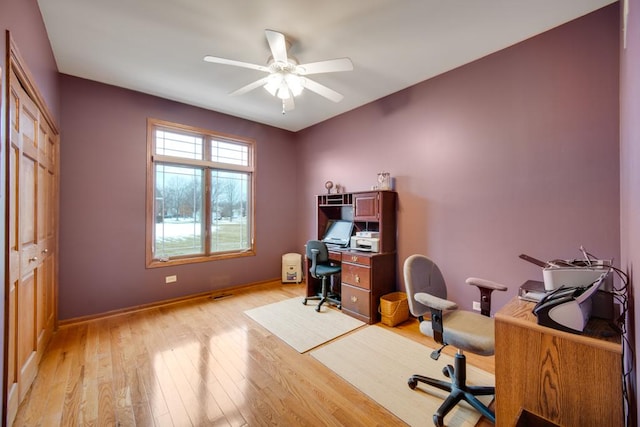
left=37, top=0, right=615, bottom=132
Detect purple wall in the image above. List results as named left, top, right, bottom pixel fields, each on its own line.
left=620, top=0, right=640, bottom=422
left=0, top=0, right=636, bottom=418
left=0, top=0, right=60, bottom=121
left=58, top=76, right=299, bottom=319
left=298, top=5, right=621, bottom=312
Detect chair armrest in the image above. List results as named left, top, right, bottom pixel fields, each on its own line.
left=415, top=293, right=457, bottom=346
left=415, top=292, right=458, bottom=311
left=465, top=277, right=508, bottom=292
left=465, top=277, right=507, bottom=316
left=309, top=249, right=320, bottom=278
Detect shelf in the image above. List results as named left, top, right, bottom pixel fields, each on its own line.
left=318, top=193, right=353, bottom=207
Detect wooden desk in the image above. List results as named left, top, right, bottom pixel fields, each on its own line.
left=310, top=190, right=398, bottom=324
left=305, top=249, right=396, bottom=324
left=494, top=297, right=623, bottom=427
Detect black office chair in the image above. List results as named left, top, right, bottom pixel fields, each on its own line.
left=303, top=240, right=342, bottom=312
left=403, top=254, right=507, bottom=426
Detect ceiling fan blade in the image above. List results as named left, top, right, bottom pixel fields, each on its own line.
left=229, top=76, right=271, bottom=96
left=303, top=78, right=344, bottom=103
left=265, top=29, right=288, bottom=64
left=296, top=58, right=353, bottom=75
left=203, top=55, right=269, bottom=72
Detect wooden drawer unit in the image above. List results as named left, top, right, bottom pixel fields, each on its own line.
left=343, top=252, right=371, bottom=266
left=341, top=284, right=371, bottom=322
left=341, top=262, right=371, bottom=290
left=340, top=251, right=396, bottom=324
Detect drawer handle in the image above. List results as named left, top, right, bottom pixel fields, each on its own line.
left=29, top=256, right=38, bottom=263
left=350, top=296, right=358, bottom=303
left=355, top=274, right=360, bottom=283
left=351, top=256, right=358, bottom=262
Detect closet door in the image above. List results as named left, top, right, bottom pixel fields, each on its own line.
left=6, top=68, right=58, bottom=424
left=40, top=122, right=57, bottom=344
left=36, top=119, right=56, bottom=350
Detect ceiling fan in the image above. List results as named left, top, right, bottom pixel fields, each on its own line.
left=204, top=29, right=353, bottom=114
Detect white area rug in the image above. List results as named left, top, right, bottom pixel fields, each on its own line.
left=244, top=297, right=365, bottom=353
left=311, top=326, right=494, bottom=427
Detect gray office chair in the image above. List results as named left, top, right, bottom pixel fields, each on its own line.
left=304, top=240, right=342, bottom=312
left=403, top=254, right=507, bottom=426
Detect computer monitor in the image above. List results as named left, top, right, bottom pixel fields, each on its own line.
left=322, top=220, right=354, bottom=248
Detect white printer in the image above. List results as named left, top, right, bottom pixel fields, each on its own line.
left=350, top=231, right=380, bottom=252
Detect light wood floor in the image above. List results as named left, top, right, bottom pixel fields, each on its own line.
left=14, top=281, right=495, bottom=426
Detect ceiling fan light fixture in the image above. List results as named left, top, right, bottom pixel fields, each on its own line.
left=264, top=73, right=283, bottom=96
left=285, top=73, right=305, bottom=97
left=264, top=71, right=304, bottom=99
left=276, top=83, right=291, bottom=100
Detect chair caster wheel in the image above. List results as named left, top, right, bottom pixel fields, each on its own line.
left=337, top=304, right=342, bottom=310
left=315, top=306, right=321, bottom=312
left=433, top=414, right=444, bottom=427
left=442, top=365, right=453, bottom=378
left=407, top=378, right=417, bottom=390
left=302, top=299, right=307, bottom=305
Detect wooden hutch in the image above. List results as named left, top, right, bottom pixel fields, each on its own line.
left=307, top=190, right=397, bottom=324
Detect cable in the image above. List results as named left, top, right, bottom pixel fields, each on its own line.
left=603, top=264, right=631, bottom=427
left=580, top=245, right=593, bottom=266
left=569, top=247, right=632, bottom=426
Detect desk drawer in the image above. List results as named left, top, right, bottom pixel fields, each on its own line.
left=341, top=283, right=371, bottom=318
left=343, top=253, right=371, bottom=266
left=341, top=263, right=371, bottom=290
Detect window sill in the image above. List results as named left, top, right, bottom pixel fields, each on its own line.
left=146, top=249, right=256, bottom=268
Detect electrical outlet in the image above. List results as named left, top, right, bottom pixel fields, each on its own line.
left=472, top=301, right=481, bottom=311
left=165, top=275, right=177, bottom=284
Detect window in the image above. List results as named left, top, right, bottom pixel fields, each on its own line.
left=146, top=119, right=255, bottom=267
